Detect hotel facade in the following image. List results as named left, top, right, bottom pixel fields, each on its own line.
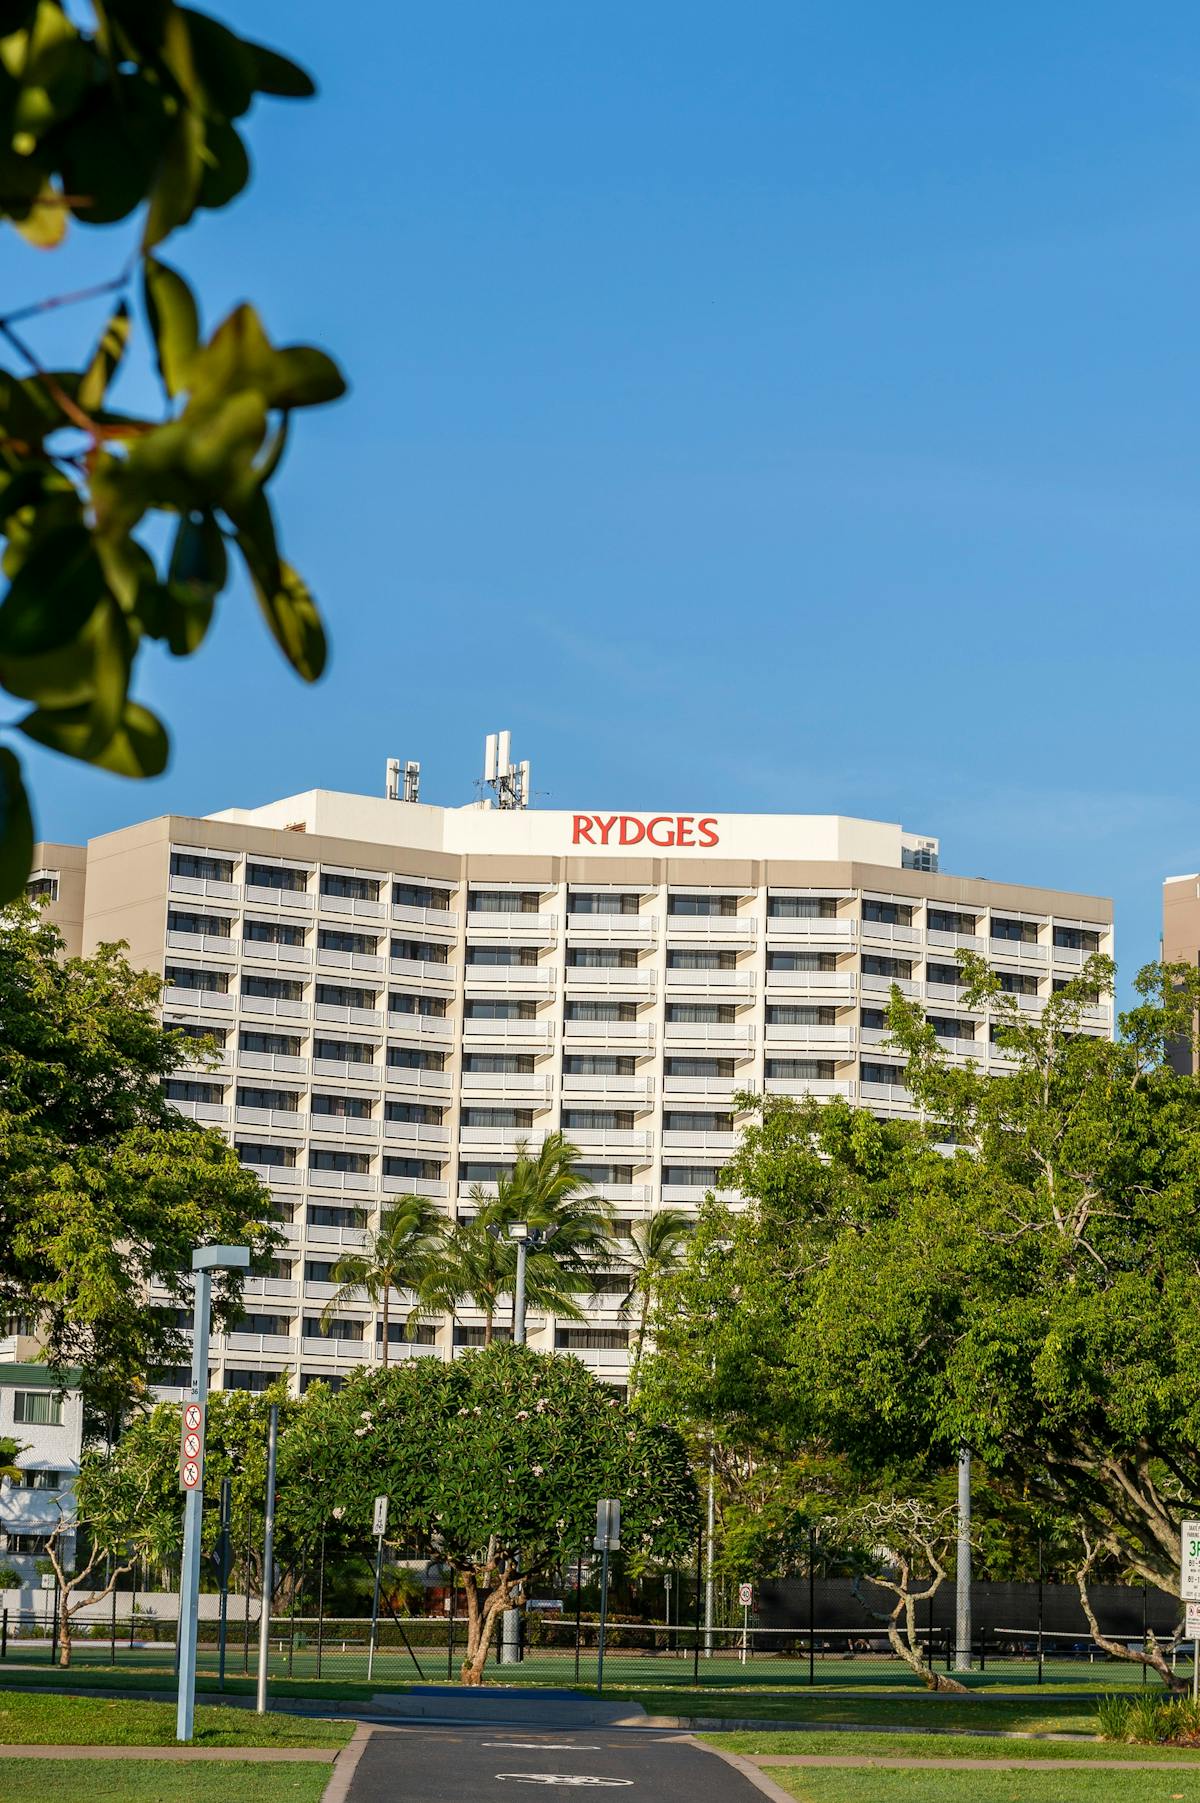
left=23, top=784, right=1113, bottom=1396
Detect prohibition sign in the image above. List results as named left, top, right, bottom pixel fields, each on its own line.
left=181, top=1459, right=201, bottom=1489
left=184, top=1403, right=203, bottom=1432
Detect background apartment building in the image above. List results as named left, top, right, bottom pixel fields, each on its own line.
left=1162, top=871, right=1200, bottom=1074
left=24, top=777, right=1113, bottom=1397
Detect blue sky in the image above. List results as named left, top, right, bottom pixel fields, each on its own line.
left=14, top=3, right=1200, bottom=989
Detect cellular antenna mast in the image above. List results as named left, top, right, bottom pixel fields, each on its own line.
left=482, top=730, right=531, bottom=809
left=385, top=758, right=420, bottom=802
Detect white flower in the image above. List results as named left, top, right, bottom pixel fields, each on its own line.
left=530, top=1465, right=544, bottom=1477
left=535, top=1397, right=550, bottom=1412
left=331, top=1506, right=345, bottom=1521
left=354, top=1426, right=369, bottom=1438
left=515, top=1409, right=530, bottom=1421
left=360, top=1410, right=373, bottom=1422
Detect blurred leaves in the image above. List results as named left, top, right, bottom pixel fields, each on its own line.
left=0, top=2, right=345, bottom=899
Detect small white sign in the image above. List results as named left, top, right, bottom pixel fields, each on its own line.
left=1182, top=1521, right=1200, bottom=1600
left=1186, top=1602, right=1200, bottom=1637
left=738, top=1583, right=753, bottom=1609
left=373, top=1494, right=389, bottom=1538
left=40, top=1573, right=55, bottom=1591
left=594, top=1498, right=621, bottom=1550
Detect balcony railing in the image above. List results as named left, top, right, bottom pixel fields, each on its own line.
left=563, top=1019, right=653, bottom=1042
left=312, top=1057, right=382, bottom=1084
left=458, top=1070, right=553, bottom=1096
left=763, top=1077, right=853, bottom=1100
left=168, top=872, right=238, bottom=902
left=379, top=1173, right=448, bottom=1198
left=764, top=916, right=854, bottom=942
left=665, top=915, right=755, bottom=938
left=239, top=994, right=309, bottom=1021
left=236, top=1049, right=308, bottom=1075
left=388, top=956, right=457, bottom=986
left=317, top=893, right=387, bottom=921
left=462, top=1018, right=554, bottom=1041
left=315, top=947, right=385, bottom=975
left=560, top=1074, right=655, bottom=1098
left=391, top=901, right=459, bottom=930
left=661, top=1130, right=737, bottom=1152
left=163, top=986, right=237, bottom=1013
left=166, top=930, right=237, bottom=958
left=235, top=1105, right=303, bottom=1132
left=763, top=1023, right=853, bottom=1046
left=464, top=967, right=556, bottom=992
left=244, top=882, right=314, bottom=911
left=764, top=969, right=854, bottom=992
left=241, top=940, right=312, bottom=966
left=381, top=1119, right=450, bottom=1149
left=314, top=1002, right=383, bottom=1028
left=167, top=1097, right=230, bottom=1125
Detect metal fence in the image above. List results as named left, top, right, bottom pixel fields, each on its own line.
left=1, top=1607, right=1192, bottom=1690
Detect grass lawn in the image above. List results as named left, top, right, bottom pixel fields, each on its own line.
left=708, top=1730, right=1200, bottom=1764
left=0, top=1690, right=352, bottom=1748
left=762, top=1772, right=1200, bottom=1802
left=0, top=1762, right=331, bottom=1803
left=0, top=1665, right=378, bottom=1702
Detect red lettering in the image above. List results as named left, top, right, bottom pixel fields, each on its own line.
left=572, top=814, right=596, bottom=844
left=594, top=814, right=619, bottom=846
left=698, top=816, right=719, bottom=847
left=646, top=815, right=675, bottom=847
left=676, top=816, right=696, bottom=847
left=618, top=815, right=645, bottom=845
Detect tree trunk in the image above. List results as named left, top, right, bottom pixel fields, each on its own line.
left=58, top=1605, right=72, bottom=1668
left=1076, top=1555, right=1185, bottom=1692
left=484, top=1310, right=493, bottom=1349
left=458, top=1568, right=512, bottom=1685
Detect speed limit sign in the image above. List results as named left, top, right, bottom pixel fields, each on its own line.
left=738, top=1583, right=753, bottom=1608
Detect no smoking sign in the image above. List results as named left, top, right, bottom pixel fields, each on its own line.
left=178, top=1401, right=206, bottom=1492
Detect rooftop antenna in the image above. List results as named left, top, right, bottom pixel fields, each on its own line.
left=481, top=730, right=530, bottom=809
left=386, top=758, right=420, bottom=803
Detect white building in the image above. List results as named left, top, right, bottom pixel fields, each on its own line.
left=27, top=759, right=1113, bottom=1396
left=0, top=1365, right=83, bottom=1582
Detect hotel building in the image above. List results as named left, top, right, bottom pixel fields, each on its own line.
left=24, top=776, right=1113, bottom=1396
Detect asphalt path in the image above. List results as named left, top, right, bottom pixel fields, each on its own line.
left=343, top=1724, right=772, bottom=1801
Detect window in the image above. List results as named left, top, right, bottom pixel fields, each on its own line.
left=567, top=947, right=638, bottom=968
left=316, top=982, right=378, bottom=1009
left=269, top=1257, right=295, bottom=1279
left=902, top=845, right=939, bottom=873
left=768, top=1005, right=836, bottom=1026
left=991, top=917, right=1039, bottom=944
left=239, top=1029, right=301, bottom=1056
left=997, top=970, right=1040, bottom=996
left=862, top=900, right=913, bottom=926
left=224, top=1370, right=276, bottom=1393
left=568, top=893, right=639, bottom=915
left=664, top=1057, right=734, bottom=1077
left=561, top=1109, right=634, bottom=1130
left=459, top=1161, right=514, bottom=1182
left=16, top=1469, right=62, bottom=1490
left=306, top=1205, right=367, bottom=1229
left=303, top=1316, right=364, bottom=1342
left=668, top=895, right=736, bottom=916
left=662, top=1111, right=732, bottom=1132
left=236, top=1142, right=296, bottom=1168
left=460, top=1107, right=532, bottom=1128
left=170, top=852, right=232, bottom=882
left=243, top=918, right=306, bottom=947
left=861, top=955, right=912, bottom=978
left=563, top=1055, right=636, bottom=1075
left=1053, top=925, right=1101, bottom=952
left=928, top=908, right=976, bottom=936
left=378, top=1322, right=438, bottom=1345
left=320, top=872, right=380, bottom=901
left=388, top=991, right=447, bottom=1017
left=928, top=1016, right=975, bottom=1041
left=767, top=951, right=836, bottom=972
left=246, top=862, right=308, bottom=892
left=25, top=875, right=58, bottom=901
left=13, top=1391, right=63, bottom=1426
left=166, top=965, right=229, bottom=993
left=314, top=1038, right=376, bottom=1064
left=555, top=1328, right=630, bottom=1350
left=465, top=999, right=536, bottom=1020
left=460, top=1051, right=535, bottom=1074
left=163, top=1078, right=224, bottom=1104
left=299, top=1371, right=347, bottom=1393
left=5, top=1532, right=52, bottom=1552
left=566, top=1000, right=637, bottom=1022
left=385, top=1100, right=445, bottom=1124
left=393, top=881, right=452, bottom=911
left=390, top=938, right=449, bottom=964
left=304, top=1259, right=338, bottom=1282
left=455, top=1324, right=514, bottom=1346
left=236, top=1313, right=291, bottom=1336
left=242, top=974, right=304, bottom=1001
left=666, top=949, right=736, bottom=970
left=172, top=1022, right=229, bottom=1047
left=665, top=1003, right=735, bottom=1023
left=467, top=945, right=539, bottom=966
left=383, top=1155, right=443, bottom=1179
left=311, top=1092, right=373, bottom=1118
left=926, top=962, right=963, bottom=987
left=575, top=1163, right=633, bottom=1184
left=1051, top=977, right=1100, bottom=1000
left=662, top=1166, right=718, bottom=1186
left=309, top=1148, right=370, bottom=1174
left=235, top=1085, right=297, bottom=1114
left=767, top=895, right=837, bottom=918
left=765, top=1058, right=835, bottom=1079
left=862, top=1010, right=887, bottom=1033
left=861, top=1061, right=905, bottom=1085
left=318, top=928, right=379, bottom=956
left=388, top=1046, right=446, bottom=1071
left=469, top=890, right=540, bottom=914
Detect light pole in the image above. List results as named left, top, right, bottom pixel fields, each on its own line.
left=511, top=1222, right=530, bottom=1345
left=955, top=1448, right=972, bottom=1672
left=176, top=1244, right=249, bottom=1743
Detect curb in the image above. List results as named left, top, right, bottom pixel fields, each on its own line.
left=698, top=1739, right=798, bottom=1803
left=321, top=1723, right=374, bottom=1803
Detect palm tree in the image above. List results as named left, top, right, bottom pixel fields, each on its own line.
left=320, top=1194, right=447, bottom=1367
left=616, top=1208, right=692, bottom=1387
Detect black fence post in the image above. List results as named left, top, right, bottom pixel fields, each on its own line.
left=1, top=1606, right=6, bottom=1660
left=1142, top=1584, right=1148, bottom=1686
left=574, top=1549, right=583, bottom=1687
left=447, top=1571, right=455, bottom=1683
left=1036, top=1540, right=1044, bottom=1686
left=809, top=1526, right=816, bottom=1688
left=128, top=1561, right=137, bottom=1651
left=243, top=1533, right=252, bottom=1674
left=692, top=1528, right=702, bottom=1685
left=316, top=1531, right=326, bottom=1682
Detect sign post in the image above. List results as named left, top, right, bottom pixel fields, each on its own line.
left=738, top=1582, right=753, bottom=1665
left=176, top=1245, right=249, bottom=1743
left=1182, top=1522, right=1200, bottom=1702
left=594, top=1499, right=621, bottom=1695
left=367, top=1495, right=388, bottom=1682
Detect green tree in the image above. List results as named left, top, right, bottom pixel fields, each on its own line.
left=279, top=1345, right=700, bottom=1684
left=835, top=1495, right=969, bottom=1693
left=0, top=2, right=345, bottom=899
left=615, top=1208, right=691, bottom=1389
left=320, top=1196, right=448, bottom=1368
left=0, top=902, right=278, bottom=1431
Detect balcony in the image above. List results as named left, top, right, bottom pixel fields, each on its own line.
left=315, top=946, right=385, bottom=976
left=458, top=1126, right=549, bottom=1151
left=381, top=1118, right=450, bottom=1149
left=307, top=1113, right=380, bottom=1140
left=258, top=1278, right=299, bottom=1302
left=765, top=916, right=854, bottom=943
left=244, top=883, right=314, bottom=912
left=168, top=872, right=238, bottom=903
left=241, top=1161, right=301, bottom=1187
left=301, top=1336, right=371, bottom=1362
left=386, top=1012, right=454, bottom=1040
left=235, top=1105, right=303, bottom=1132
left=459, top=1070, right=553, bottom=1097
left=664, top=968, right=754, bottom=991
left=860, top=1079, right=912, bottom=1105
left=662, top=1076, right=748, bottom=1099
left=379, top=1173, right=448, bottom=1199
left=225, top=1332, right=297, bottom=1357
left=665, top=915, right=755, bottom=939
left=236, top=1049, right=307, bottom=1076
left=560, top=1074, right=656, bottom=1099
left=163, top=986, right=237, bottom=1014
left=658, top=1183, right=730, bottom=1204
left=240, top=993, right=309, bottom=1021
left=663, top=1022, right=754, bottom=1046
left=462, top=1018, right=554, bottom=1042
left=860, top=973, right=918, bottom=998
left=304, top=1223, right=370, bottom=1251
left=564, top=967, right=655, bottom=994
left=989, top=938, right=1048, bottom=965
left=859, top=921, right=921, bottom=947
left=306, top=1165, right=376, bottom=1193
left=466, top=913, right=558, bottom=943
left=166, top=929, right=236, bottom=958
left=167, top=1097, right=230, bottom=1125
left=383, top=1066, right=453, bottom=1096
left=661, top=1130, right=737, bottom=1153
left=562, top=1129, right=652, bottom=1152
left=314, top=1002, right=383, bottom=1028
left=313, top=1057, right=382, bottom=1085
left=764, top=1076, right=853, bottom=1100
left=391, top=901, right=459, bottom=931
left=318, top=893, right=386, bottom=921
left=178, top=1046, right=233, bottom=1076
left=566, top=916, right=657, bottom=947
left=765, top=969, right=855, bottom=995
left=388, top=956, right=457, bottom=986
left=927, top=929, right=985, bottom=954
left=464, top=967, right=556, bottom=993
left=456, top=1180, right=652, bottom=1206
left=763, top=1023, right=853, bottom=1048
left=563, top=1019, right=653, bottom=1043
left=241, top=940, right=312, bottom=968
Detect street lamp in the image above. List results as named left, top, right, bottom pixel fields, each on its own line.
left=511, top=1222, right=529, bottom=1346
left=176, top=1244, right=249, bottom=1743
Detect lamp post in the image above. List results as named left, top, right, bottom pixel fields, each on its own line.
left=511, top=1222, right=530, bottom=1346
left=955, top=1448, right=972, bottom=1672
left=176, top=1244, right=250, bottom=1743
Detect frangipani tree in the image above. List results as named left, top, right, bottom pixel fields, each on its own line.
left=280, top=1345, right=699, bottom=1683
